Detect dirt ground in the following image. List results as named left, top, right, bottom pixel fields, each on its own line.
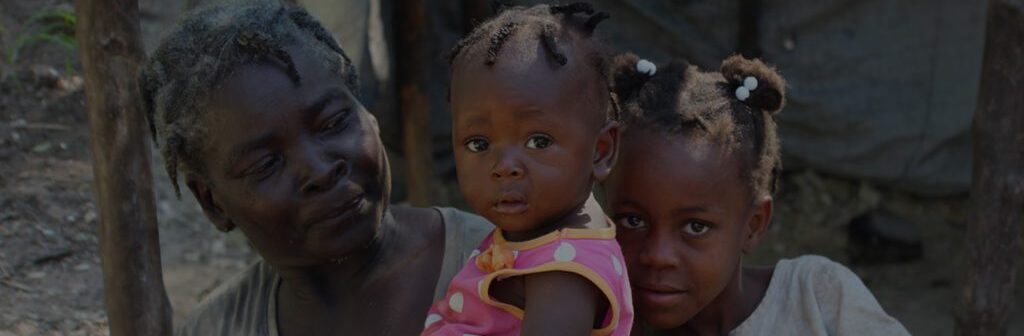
left=1, top=1, right=1022, bottom=335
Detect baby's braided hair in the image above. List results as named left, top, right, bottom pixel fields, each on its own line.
left=611, top=54, right=787, bottom=199
left=139, top=0, right=358, bottom=196
left=448, top=2, right=615, bottom=120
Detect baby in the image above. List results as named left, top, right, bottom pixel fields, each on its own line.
left=422, top=3, right=633, bottom=336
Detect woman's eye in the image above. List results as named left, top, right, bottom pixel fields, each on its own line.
left=525, top=135, right=552, bottom=149
left=321, top=110, right=351, bottom=133
left=682, top=221, right=710, bottom=236
left=616, top=215, right=647, bottom=230
left=465, top=138, right=489, bottom=153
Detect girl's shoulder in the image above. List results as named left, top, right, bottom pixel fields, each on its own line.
left=731, top=255, right=909, bottom=336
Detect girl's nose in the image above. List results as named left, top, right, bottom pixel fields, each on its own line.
left=639, top=232, right=681, bottom=270
left=491, top=150, right=525, bottom=180
left=300, top=149, right=349, bottom=196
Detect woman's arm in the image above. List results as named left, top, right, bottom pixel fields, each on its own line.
left=521, top=271, right=607, bottom=336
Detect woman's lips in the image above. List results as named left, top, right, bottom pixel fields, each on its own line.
left=305, top=193, right=365, bottom=233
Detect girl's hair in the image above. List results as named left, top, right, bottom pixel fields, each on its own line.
left=139, top=0, right=357, bottom=196
left=447, top=2, right=615, bottom=120
left=611, top=54, right=786, bottom=199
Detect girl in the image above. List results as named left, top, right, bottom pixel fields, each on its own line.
left=141, top=1, right=492, bottom=335
left=422, top=3, right=633, bottom=336
left=602, top=54, right=910, bottom=335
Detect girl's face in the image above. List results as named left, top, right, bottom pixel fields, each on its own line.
left=188, top=45, right=390, bottom=267
left=449, top=46, right=616, bottom=235
left=603, top=131, right=770, bottom=329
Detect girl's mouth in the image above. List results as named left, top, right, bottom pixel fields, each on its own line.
left=636, top=284, right=688, bottom=307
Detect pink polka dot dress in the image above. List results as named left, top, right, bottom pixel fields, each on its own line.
left=421, top=225, right=634, bottom=336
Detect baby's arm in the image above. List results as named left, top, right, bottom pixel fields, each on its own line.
left=521, top=271, right=607, bottom=336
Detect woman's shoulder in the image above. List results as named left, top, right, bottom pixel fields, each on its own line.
left=433, top=207, right=493, bottom=245
left=176, top=260, right=278, bottom=336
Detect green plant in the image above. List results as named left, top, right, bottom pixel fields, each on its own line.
left=7, top=8, right=77, bottom=73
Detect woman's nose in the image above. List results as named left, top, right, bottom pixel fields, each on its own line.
left=491, top=150, right=525, bottom=180
left=299, top=149, right=348, bottom=196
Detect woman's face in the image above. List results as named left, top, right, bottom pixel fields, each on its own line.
left=603, top=131, right=769, bottom=329
left=188, top=45, right=390, bottom=267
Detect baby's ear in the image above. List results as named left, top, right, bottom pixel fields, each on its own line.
left=186, top=174, right=235, bottom=233
left=742, top=196, right=773, bottom=254
left=591, top=121, right=620, bottom=182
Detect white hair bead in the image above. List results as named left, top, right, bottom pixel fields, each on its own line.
left=636, top=59, right=657, bottom=76
left=735, top=86, right=750, bottom=101
left=743, top=76, right=758, bottom=90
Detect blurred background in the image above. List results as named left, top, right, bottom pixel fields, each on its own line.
left=0, top=0, right=1019, bottom=335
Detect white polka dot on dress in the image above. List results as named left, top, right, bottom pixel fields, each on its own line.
left=612, top=255, right=623, bottom=276
left=424, top=313, right=442, bottom=328
left=554, top=242, right=577, bottom=262
left=449, top=292, right=464, bottom=313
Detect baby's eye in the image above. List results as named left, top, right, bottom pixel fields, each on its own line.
left=525, top=134, right=552, bottom=149
left=465, top=138, right=489, bottom=153
left=616, top=215, right=647, bottom=230
left=681, top=221, right=711, bottom=236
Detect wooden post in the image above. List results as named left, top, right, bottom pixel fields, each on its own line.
left=73, top=0, right=172, bottom=335
left=395, top=0, right=440, bottom=206
left=956, top=1, right=1024, bottom=335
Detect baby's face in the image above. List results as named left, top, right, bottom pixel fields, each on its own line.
left=603, top=131, right=762, bottom=329
left=449, top=46, right=609, bottom=234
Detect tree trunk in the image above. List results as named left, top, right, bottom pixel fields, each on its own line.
left=956, top=1, right=1024, bottom=335
left=73, top=0, right=172, bottom=335
left=396, top=0, right=440, bottom=206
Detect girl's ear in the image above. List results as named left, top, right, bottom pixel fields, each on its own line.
left=186, top=174, right=235, bottom=233
left=742, top=196, right=773, bottom=254
left=592, top=120, right=620, bottom=182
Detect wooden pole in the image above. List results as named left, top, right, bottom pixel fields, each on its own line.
left=396, top=0, right=440, bottom=206
left=73, top=0, right=172, bottom=335
left=956, top=1, right=1024, bottom=335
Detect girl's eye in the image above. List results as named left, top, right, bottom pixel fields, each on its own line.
left=465, top=138, right=489, bottom=153
left=525, top=135, right=552, bottom=150
left=616, top=215, right=647, bottom=230
left=682, top=221, right=711, bottom=236
left=246, top=155, right=281, bottom=180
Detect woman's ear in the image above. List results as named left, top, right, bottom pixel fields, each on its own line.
left=742, top=196, right=773, bottom=254
left=186, top=174, right=235, bottom=233
left=592, top=120, right=620, bottom=182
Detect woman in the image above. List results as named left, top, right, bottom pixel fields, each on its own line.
left=140, top=1, right=491, bottom=335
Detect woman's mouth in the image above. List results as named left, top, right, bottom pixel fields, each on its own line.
left=305, top=193, right=365, bottom=233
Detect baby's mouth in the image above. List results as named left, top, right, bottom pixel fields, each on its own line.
left=493, top=191, right=528, bottom=215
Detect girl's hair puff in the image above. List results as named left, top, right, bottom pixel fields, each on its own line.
left=611, top=53, right=786, bottom=199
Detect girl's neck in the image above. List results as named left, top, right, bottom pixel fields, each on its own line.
left=502, top=192, right=607, bottom=242
left=275, top=209, right=403, bottom=306
left=675, top=264, right=772, bottom=336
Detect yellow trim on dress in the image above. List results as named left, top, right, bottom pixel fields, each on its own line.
left=492, top=224, right=616, bottom=250
left=476, top=263, right=621, bottom=336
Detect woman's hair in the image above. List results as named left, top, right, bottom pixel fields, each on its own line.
left=447, top=2, right=615, bottom=120
left=139, top=0, right=357, bottom=196
left=610, top=54, right=786, bottom=199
